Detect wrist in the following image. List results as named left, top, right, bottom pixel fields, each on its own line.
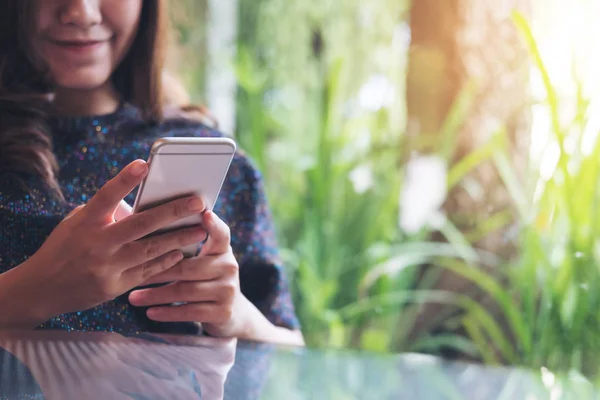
left=237, top=296, right=259, bottom=339
left=0, top=257, right=55, bottom=329
left=235, top=295, right=305, bottom=346
left=235, top=295, right=284, bottom=341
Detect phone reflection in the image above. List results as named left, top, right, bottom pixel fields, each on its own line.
left=0, top=331, right=237, bottom=400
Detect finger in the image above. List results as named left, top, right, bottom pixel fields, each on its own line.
left=201, top=211, right=231, bottom=256
left=85, top=160, right=148, bottom=219
left=117, top=226, right=207, bottom=268
left=129, top=280, right=234, bottom=307
left=122, top=251, right=184, bottom=287
left=146, top=302, right=230, bottom=324
left=106, top=196, right=206, bottom=244
left=141, top=253, right=237, bottom=285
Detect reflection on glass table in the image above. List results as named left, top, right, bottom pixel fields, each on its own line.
left=0, top=330, right=596, bottom=400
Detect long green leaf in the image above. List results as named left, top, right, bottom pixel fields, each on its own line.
left=337, top=289, right=517, bottom=363
left=463, top=316, right=499, bottom=365
left=439, top=80, right=478, bottom=161
left=410, top=334, right=479, bottom=358
left=447, top=128, right=506, bottom=190
left=436, top=258, right=530, bottom=358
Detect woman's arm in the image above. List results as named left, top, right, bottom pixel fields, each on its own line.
left=0, top=161, right=224, bottom=332
left=0, top=258, right=54, bottom=330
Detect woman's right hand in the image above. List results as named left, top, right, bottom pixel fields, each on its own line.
left=17, top=159, right=207, bottom=323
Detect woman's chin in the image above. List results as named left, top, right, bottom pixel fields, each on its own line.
left=52, top=71, right=112, bottom=93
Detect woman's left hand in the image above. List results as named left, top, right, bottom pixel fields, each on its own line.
left=128, top=211, right=249, bottom=338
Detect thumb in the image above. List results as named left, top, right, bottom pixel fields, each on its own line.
left=113, top=200, right=133, bottom=222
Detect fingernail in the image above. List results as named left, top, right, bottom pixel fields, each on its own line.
left=130, top=161, right=147, bottom=177
left=188, top=197, right=205, bottom=212
left=171, top=252, right=184, bottom=263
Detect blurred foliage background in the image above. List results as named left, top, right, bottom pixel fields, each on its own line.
left=167, top=0, right=600, bottom=381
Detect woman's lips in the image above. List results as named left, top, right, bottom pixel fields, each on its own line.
left=49, top=39, right=108, bottom=55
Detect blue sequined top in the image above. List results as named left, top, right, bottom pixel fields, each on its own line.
left=0, top=104, right=299, bottom=334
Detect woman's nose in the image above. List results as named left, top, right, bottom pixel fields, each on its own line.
left=59, top=0, right=102, bottom=28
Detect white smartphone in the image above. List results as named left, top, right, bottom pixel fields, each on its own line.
left=132, top=137, right=237, bottom=257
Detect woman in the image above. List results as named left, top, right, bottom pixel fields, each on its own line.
left=0, top=0, right=303, bottom=346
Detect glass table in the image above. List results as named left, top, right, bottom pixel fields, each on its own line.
left=0, top=330, right=594, bottom=399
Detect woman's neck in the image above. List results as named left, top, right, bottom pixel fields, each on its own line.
left=52, top=82, right=121, bottom=117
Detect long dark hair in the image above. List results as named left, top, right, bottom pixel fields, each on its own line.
left=0, top=0, right=169, bottom=200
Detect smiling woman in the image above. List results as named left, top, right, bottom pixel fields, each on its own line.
left=31, top=0, right=159, bottom=117
left=0, top=0, right=303, bottom=353
left=34, top=0, right=142, bottom=90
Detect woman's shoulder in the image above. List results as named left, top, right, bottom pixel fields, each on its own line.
left=156, top=106, right=261, bottom=181
left=141, top=104, right=233, bottom=142
left=159, top=105, right=221, bottom=135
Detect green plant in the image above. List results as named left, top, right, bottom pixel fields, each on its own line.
left=171, top=0, right=600, bottom=384
left=359, top=10, right=600, bottom=379
left=453, top=11, right=600, bottom=376
left=234, top=0, right=412, bottom=351
left=477, top=11, right=600, bottom=376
